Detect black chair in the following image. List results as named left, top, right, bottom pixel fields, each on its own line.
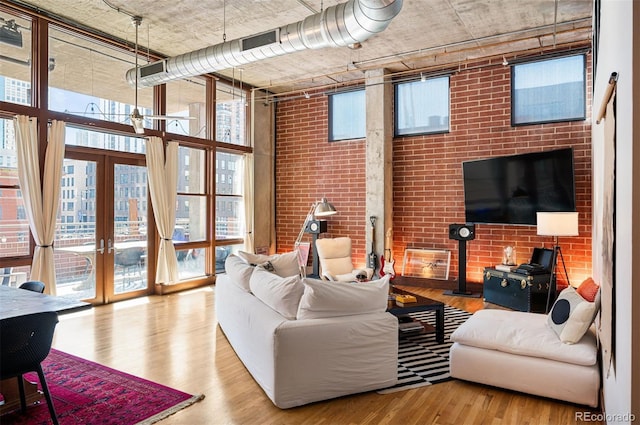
left=19, top=280, right=46, bottom=293
left=114, top=245, right=144, bottom=290
left=0, top=311, right=59, bottom=424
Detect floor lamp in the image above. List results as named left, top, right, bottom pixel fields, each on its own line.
left=294, top=198, right=337, bottom=277
left=536, top=211, right=579, bottom=313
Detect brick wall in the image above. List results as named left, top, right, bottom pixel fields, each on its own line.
left=275, top=50, right=592, bottom=286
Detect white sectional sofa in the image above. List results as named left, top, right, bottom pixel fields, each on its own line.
left=215, top=253, right=398, bottom=409
left=449, top=308, right=600, bottom=407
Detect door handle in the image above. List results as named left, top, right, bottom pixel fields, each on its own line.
left=97, top=239, right=105, bottom=254
left=108, top=238, right=114, bottom=254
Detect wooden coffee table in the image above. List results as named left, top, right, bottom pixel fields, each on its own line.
left=387, top=287, right=445, bottom=343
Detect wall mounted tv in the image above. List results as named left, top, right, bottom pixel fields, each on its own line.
left=462, top=148, right=576, bottom=225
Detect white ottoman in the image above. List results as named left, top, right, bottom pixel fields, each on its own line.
left=449, top=309, right=599, bottom=407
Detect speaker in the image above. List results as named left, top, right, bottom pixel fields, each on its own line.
left=449, top=223, right=475, bottom=241
left=305, top=220, right=327, bottom=234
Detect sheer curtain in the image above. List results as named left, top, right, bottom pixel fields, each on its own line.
left=146, top=137, right=179, bottom=283
left=14, top=116, right=65, bottom=295
left=243, top=153, right=254, bottom=252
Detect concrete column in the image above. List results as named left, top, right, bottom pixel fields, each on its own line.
left=365, top=69, right=393, bottom=271
left=251, top=90, right=276, bottom=254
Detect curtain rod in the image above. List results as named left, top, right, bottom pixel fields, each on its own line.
left=596, top=72, right=618, bottom=124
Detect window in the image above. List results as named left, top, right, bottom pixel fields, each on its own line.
left=328, top=89, right=365, bottom=141
left=395, top=76, right=450, bottom=136
left=48, top=26, right=153, bottom=131
left=0, top=118, right=31, bottom=258
left=0, top=11, right=32, bottom=107
left=512, top=54, right=586, bottom=125
left=216, top=81, right=247, bottom=145
left=1, top=4, right=252, bottom=295
left=215, top=151, right=245, bottom=272
left=63, top=125, right=146, bottom=154
left=166, top=77, right=208, bottom=138
left=176, top=146, right=206, bottom=242
left=175, top=145, right=208, bottom=280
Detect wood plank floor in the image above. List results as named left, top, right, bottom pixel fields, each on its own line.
left=50, top=282, right=602, bottom=425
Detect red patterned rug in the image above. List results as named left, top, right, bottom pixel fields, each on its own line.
left=1, top=349, right=205, bottom=425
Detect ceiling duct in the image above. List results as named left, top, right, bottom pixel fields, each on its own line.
left=126, top=0, right=403, bottom=87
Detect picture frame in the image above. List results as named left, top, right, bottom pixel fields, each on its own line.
left=402, top=249, right=451, bottom=280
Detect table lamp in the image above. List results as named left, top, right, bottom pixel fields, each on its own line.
left=536, top=211, right=579, bottom=312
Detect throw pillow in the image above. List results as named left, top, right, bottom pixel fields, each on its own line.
left=547, top=286, right=600, bottom=344
left=249, top=265, right=304, bottom=320
left=296, top=274, right=390, bottom=320
left=224, top=254, right=254, bottom=292
left=260, top=260, right=276, bottom=273
left=237, top=250, right=301, bottom=278
left=576, top=277, right=600, bottom=302
left=237, top=251, right=272, bottom=265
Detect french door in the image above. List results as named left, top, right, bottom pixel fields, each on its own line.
left=55, top=151, right=150, bottom=304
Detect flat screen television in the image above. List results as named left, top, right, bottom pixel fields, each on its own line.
left=462, top=148, right=576, bottom=225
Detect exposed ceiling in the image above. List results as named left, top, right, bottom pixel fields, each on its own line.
left=7, top=0, right=593, bottom=96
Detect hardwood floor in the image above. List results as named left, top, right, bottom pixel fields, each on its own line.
left=50, top=282, right=602, bottom=425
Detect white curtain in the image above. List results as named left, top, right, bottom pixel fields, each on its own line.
left=243, top=153, right=255, bottom=252
left=14, top=116, right=65, bottom=295
left=146, top=137, right=179, bottom=283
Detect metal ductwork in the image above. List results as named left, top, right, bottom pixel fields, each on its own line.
left=126, top=0, right=403, bottom=87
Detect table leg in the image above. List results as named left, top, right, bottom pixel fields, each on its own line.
left=0, top=376, right=42, bottom=414
left=435, top=306, right=445, bottom=344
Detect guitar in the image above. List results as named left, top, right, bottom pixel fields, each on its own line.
left=367, top=216, right=378, bottom=275
left=379, top=228, right=396, bottom=279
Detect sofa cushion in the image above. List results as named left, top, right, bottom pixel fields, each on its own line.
left=547, top=286, right=601, bottom=344
left=249, top=265, right=304, bottom=320
left=450, top=309, right=597, bottom=366
left=296, top=275, right=390, bottom=320
left=238, top=250, right=301, bottom=277
left=224, top=254, right=254, bottom=292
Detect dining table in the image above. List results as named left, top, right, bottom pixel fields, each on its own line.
left=0, top=285, right=92, bottom=414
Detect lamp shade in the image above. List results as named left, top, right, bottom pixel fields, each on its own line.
left=314, top=198, right=337, bottom=217
left=536, top=212, right=579, bottom=236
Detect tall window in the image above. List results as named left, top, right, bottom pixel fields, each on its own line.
left=216, top=81, right=247, bottom=146
left=328, top=89, right=365, bottom=141
left=1, top=3, right=252, bottom=297
left=0, top=118, right=30, bottom=259
left=215, top=151, right=244, bottom=272
left=395, top=76, right=450, bottom=136
left=512, top=54, right=586, bottom=125
left=175, top=145, right=208, bottom=279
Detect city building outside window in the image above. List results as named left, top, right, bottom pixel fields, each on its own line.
left=512, top=54, right=586, bottom=125
left=395, top=75, right=450, bottom=136
left=328, top=89, right=365, bottom=141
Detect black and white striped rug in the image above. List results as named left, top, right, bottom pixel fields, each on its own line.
left=377, top=306, right=472, bottom=394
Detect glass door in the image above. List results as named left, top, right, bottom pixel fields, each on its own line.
left=111, top=162, right=148, bottom=296
left=55, top=156, right=102, bottom=302
left=54, top=153, right=149, bottom=303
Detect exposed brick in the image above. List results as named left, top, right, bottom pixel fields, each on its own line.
left=275, top=50, right=593, bottom=284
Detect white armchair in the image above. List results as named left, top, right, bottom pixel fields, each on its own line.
left=315, top=237, right=373, bottom=282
